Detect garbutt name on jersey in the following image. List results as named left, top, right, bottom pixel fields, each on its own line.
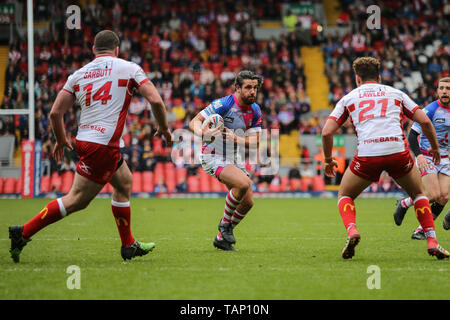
left=63, top=56, right=149, bottom=148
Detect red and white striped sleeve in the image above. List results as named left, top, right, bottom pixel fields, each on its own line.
left=328, top=98, right=349, bottom=126
left=400, top=91, right=420, bottom=119
left=62, top=74, right=77, bottom=95
left=131, top=63, right=150, bottom=87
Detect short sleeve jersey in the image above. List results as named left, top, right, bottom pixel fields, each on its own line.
left=411, top=100, right=449, bottom=157
left=63, top=55, right=149, bottom=148
left=329, top=83, right=420, bottom=157
left=199, top=94, right=262, bottom=154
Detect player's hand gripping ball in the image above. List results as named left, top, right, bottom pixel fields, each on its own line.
left=201, top=114, right=225, bottom=143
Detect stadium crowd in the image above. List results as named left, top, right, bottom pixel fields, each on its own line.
left=1, top=0, right=448, bottom=193
left=327, top=0, right=449, bottom=133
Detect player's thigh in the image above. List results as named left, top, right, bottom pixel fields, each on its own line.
left=62, top=172, right=104, bottom=212
left=109, top=160, right=133, bottom=194
left=392, top=165, right=424, bottom=200
left=438, top=173, right=450, bottom=204
left=338, top=168, right=372, bottom=199
left=219, top=164, right=252, bottom=191
left=421, top=172, right=441, bottom=201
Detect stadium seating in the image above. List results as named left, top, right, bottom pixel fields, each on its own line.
left=164, top=162, right=176, bottom=193
left=131, top=171, right=142, bottom=193
left=198, top=169, right=211, bottom=192
left=3, top=177, right=16, bottom=194
left=50, top=172, right=62, bottom=192
left=210, top=175, right=222, bottom=192
left=312, top=176, right=326, bottom=192
left=40, top=175, right=51, bottom=193
left=280, top=176, right=290, bottom=191
left=175, top=168, right=187, bottom=184
left=268, top=183, right=281, bottom=192
left=15, top=177, right=22, bottom=194
left=187, top=175, right=200, bottom=193
left=142, top=171, right=154, bottom=193
left=289, top=178, right=301, bottom=191
left=61, top=171, right=74, bottom=194
left=300, top=177, right=312, bottom=192
left=0, top=177, right=3, bottom=193
left=153, top=162, right=164, bottom=185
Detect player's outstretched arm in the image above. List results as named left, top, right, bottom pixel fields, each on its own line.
left=321, top=118, right=340, bottom=177
left=411, top=109, right=440, bottom=165
left=138, top=81, right=172, bottom=146
left=49, top=90, right=75, bottom=162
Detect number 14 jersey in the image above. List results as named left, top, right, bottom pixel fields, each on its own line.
left=329, top=83, right=420, bottom=157
left=63, top=54, right=149, bottom=148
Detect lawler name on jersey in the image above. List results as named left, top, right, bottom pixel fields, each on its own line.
left=200, top=94, right=262, bottom=154
left=329, top=83, right=419, bottom=157
left=411, top=99, right=449, bottom=157
left=63, top=55, right=149, bottom=148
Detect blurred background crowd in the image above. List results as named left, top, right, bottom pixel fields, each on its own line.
left=0, top=0, right=448, bottom=194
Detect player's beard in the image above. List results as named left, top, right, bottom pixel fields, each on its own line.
left=439, top=96, right=449, bottom=107
left=243, top=94, right=256, bottom=105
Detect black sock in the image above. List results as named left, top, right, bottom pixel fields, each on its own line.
left=431, top=202, right=445, bottom=219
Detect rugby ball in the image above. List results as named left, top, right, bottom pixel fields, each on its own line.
left=201, top=114, right=224, bottom=143
left=201, top=114, right=225, bottom=131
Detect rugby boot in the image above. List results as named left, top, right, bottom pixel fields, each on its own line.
left=121, top=240, right=155, bottom=261
left=218, top=221, right=235, bottom=244
left=393, top=199, right=408, bottom=226
left=9, top=226, right=31, bottom=263
left=213, top=235, right=238, bottom=251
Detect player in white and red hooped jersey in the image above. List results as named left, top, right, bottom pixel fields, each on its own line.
left=321, top=57, right=449, bottom=260
left=9, top=30, right=172, bottom=263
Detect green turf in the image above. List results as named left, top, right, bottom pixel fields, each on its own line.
left=0, top=197, right=449, bottom=300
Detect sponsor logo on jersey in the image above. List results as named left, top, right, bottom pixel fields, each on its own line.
left=435, top=118, right=445, bottom=123
left=213, top=100, right=223, bottom=109
left=224, top=116, right=234, bottom=123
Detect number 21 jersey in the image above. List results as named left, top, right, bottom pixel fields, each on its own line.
left=329, top=83, right=420, bottom=157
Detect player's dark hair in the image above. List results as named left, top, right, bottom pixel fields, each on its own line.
left=234, top=70, right=263, bottom=89
left=352, top=57, right=380, bottom=82
left=94, top=30, right=120, bottom=53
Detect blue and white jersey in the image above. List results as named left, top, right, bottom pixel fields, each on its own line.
left=411, top=100, right=449, bottom=157
left=200, top=94, right=262, bottom=155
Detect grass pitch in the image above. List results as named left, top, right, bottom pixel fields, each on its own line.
left=0, top=197, right=449, bottom=300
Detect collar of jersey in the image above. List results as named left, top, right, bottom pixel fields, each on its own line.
left=95, top=54, right=115, bottom=58
left=233, top=93, right=252, bottom=111
left=437, top=99, right=450, bottom=110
